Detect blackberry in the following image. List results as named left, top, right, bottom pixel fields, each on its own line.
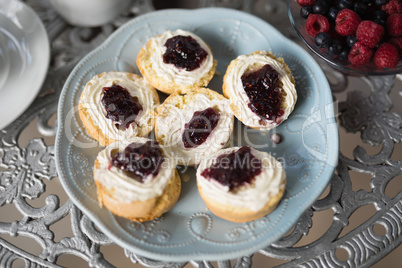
left=354, top=2, right=368, bottom=18
left=300, top=6, right=313, bottom=19
left=375, top=0, right=389, bottom=6
left=374, top=18, right=386, bottom=26
left=321, top=0, right=335, bottom=4
left=346, top=35, right=358, bottom=48
left=339, top=49, right=350, bottom=60
left=315, top=32, right=332, bottom=48
left=373, top=10, right=387, bottom=20
left=327, top=7, right=339, bottom=21
left=337, top=0, right=354, bottom=10
left=313, top=0, right=330, bottom=15
left=328, top=39, right=344, bottom=55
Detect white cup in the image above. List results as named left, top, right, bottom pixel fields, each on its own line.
left=49, top=0, right=133, bottom=27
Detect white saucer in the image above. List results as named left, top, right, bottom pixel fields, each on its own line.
left=0, top=0, right=50, bottom=129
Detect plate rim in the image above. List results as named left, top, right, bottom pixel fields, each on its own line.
left=55, top=7, right=339, bottom=262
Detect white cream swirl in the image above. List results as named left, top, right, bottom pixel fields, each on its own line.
left=225, top=51, right=297, bottom=130
left=196, top=147, right=286, bottom=212
left=156, top=92, right=234, bottom=166
left=80, top=71, right=158, bottom=141
left=147, top=29, right=214, bottom=86
left=94, top=137, right=176, bottom=203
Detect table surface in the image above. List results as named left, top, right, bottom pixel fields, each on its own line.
left=0, top=0, right=401, bottom=267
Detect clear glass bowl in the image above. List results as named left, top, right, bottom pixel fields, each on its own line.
left=287, top=0, right=402, bottom=76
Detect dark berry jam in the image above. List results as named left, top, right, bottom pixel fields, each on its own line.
left=110, top=141, right=164, bottom=182
left=201, top=146, right=262, bottom=191
left=182, top=107, right=220, bottom=148
left=101, top=84, right=143, bottom=130
left=163, top=35, right=208, bottom=71
left=241, top=64, right=284, bottom=124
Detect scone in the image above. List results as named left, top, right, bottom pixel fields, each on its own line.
left=155, top=87, right=234, bottom=166
left=78, top=71, right=160, bottom=146
left=136, top=29, right=217, bottom=94
left=196, top=146, right=286, bottom=223
left=93, top=137, right=181, bottom=222
left=223, top=50, right=297, bottom=130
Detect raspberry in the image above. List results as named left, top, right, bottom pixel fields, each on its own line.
left=389, top=37, right=402, bottom=49
left=297, top=0, right=316, bottom=7
left=348, top=42, right=374, bottom=65
left=335, top=9, right=361, bottom=36
left=386, top=13, right=402, bottom=36
left=382, top=0, right=402, bottom=15
left=374, top=43, right=399, bottom=68
left=356, top=21, right=385, bottom=48
left=389, top=37, right=402, bottom=58
left=305, top=14, right=330, bottom=37
left=296, top=0, right=402, bottom=69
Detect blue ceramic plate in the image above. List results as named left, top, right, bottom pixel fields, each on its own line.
left=55, top=8, right=338, bottom=262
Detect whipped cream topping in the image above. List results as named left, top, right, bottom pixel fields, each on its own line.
left=80, top=72, right=158, bottom=141
left=225, top=52, right=297, bottom=129
left=146, top=29, right=214, bottom=86
left=94, top=137, right=176, bottom=203
left=156, top=92, right=233, bottom=166
left=196, top=147, right=286, bottom=212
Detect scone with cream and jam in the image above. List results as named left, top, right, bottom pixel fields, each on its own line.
left=155, top=87, right=234, bottom=166
left=196, top=146, right=286, bottom=223
left=136, top=29, right=217, bottom=94
left=78, top=71, right=159, bottom=146
left=223, top=50, right=297, bottom=130
left=94, top=137, right=181, bottom=222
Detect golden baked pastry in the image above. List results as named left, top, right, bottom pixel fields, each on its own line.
left=78, top=71, right=159, bottom=146
left=223, top=50, right=297, bottom=130
left=155, top=87, right=234, bottom=166
left=196, top=146, right=286, bottom=223
left=136, top=29, right=217, bottom=94
left=93, top=137, right=181, bottom=222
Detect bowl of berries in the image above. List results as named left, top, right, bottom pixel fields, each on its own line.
left=288, top=0, right=402, bottom=75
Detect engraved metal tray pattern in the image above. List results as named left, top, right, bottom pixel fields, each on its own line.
left=1, top=1, right=400, bottom=267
